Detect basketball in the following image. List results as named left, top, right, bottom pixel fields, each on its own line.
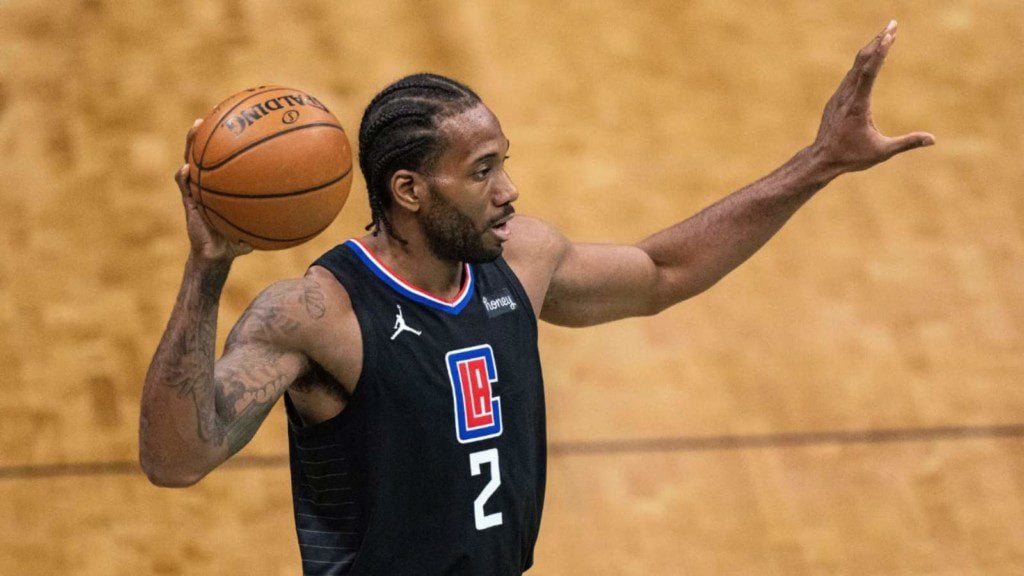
left=188, top=86, right=353, bottom=250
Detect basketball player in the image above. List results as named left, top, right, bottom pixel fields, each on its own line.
left=141, top=22, right=932, bottom=575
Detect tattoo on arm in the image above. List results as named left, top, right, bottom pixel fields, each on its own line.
left=150, top=259, right=229, bottom=446
left=157, top=276, right=325, bottom=451
left=302, top=278, right=327, bottom=319
left=214, top=351, right=293, bottom=454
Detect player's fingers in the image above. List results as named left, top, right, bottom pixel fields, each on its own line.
left=184, top=118, right=202, bottom=163
left=175, top=164, right=192, bottom=200
left=882, top=131, right=936, bottom=158
left=852, top=20, right=893, bottom=66
left=232, top=241, right=255, bottom=256
left=852, top=22, right=897, bottom=108
left=837, top=21, right=894, bottom=106
left=877, top=19, right=897, bottom=42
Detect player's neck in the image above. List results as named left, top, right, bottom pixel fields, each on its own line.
left=360, top=230, right=465, bottom=301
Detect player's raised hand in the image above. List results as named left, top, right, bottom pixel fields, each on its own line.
left=176, top=118, right=253, bottom=261
left=812, top=20, right=935, bottom=173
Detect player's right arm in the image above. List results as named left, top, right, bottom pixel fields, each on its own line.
left=139, top=121, right=311, bottom=487
left=140, top=270, right=315, bottom=486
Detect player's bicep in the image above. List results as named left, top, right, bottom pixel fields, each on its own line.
left=541, top=242, right=661, bottom=327
left=212, top=341, right=308, bottom=456
left=210, top=279, right=314, bottom=457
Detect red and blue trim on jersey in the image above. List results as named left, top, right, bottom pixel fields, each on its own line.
left=345, top=238, right=475, bottom=315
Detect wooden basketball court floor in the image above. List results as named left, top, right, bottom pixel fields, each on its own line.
left=1, top=1, right=1022, bottom=574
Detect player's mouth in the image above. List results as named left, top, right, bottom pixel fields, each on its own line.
left=489, top=212, right=515, bottom=242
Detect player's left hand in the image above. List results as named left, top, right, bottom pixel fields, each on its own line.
left=811, top=20, right=935, bottom=173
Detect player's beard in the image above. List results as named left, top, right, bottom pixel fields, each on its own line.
left=422, top=189, right=505, bottom=264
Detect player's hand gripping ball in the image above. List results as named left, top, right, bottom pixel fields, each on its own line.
left=188, top=86, right=353, bottom=250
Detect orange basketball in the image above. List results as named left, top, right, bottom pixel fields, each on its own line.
left=188, top=86, right=353, bottom=250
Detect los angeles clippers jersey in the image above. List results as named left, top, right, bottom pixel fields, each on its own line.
left=285, top=238, right=546, bottom=576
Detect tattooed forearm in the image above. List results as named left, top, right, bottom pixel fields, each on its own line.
left=140, top=255, right=234, bottom=480
left=144, top=256, right=231, bottom=442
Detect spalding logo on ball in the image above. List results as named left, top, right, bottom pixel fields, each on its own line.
left=189, top=86, right=353, bottom=250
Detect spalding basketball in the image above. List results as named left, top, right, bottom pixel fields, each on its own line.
left=188, top=86, right=353, bottom=250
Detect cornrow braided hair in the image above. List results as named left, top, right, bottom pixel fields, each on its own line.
left=358, top=73, right=482, bottom=242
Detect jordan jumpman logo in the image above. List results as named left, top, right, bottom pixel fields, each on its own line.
left=391, top=304, right=423, bottom=340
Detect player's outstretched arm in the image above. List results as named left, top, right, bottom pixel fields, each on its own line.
left=139, top=121, right=311, bottom=487
left=538, top=21, right=934, bottom=327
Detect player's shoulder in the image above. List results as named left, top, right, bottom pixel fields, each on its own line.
left=503, top=215, right=571, bottom=270
left=228, top=268, right=354, bottom=349
left=502, top=216, right=572, bottom=310
left=255, top=268, right=352, bottom=315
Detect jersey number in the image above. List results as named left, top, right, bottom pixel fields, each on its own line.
left=469, top=448, right=503, bottom=530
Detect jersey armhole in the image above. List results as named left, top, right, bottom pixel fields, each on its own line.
left=291, top=261, right=380, bottom=435
left=494, top=256, right=538, bottom=330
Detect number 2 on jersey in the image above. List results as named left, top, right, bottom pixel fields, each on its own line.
left=469, top=448, right=503, bottom=530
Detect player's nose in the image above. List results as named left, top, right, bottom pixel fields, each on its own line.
left=494, top=169, right=519, bottom=206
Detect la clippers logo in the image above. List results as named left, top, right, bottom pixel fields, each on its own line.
left=446, top=344, right=502, bottom=443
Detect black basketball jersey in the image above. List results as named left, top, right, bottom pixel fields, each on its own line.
left=285, top=238, right=547, bottom=576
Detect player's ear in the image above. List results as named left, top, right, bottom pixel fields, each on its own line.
left=390, top=169, right=423, bottom=213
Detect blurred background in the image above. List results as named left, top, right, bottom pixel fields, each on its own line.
left=1, top=0, right=1022, bottom=574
